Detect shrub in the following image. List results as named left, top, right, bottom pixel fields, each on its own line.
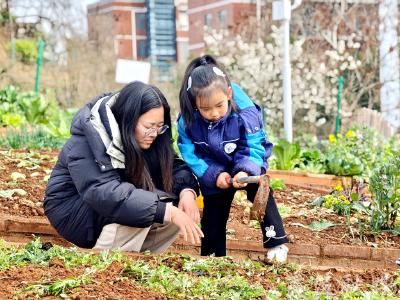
left=369, top=154, right=400, bottom=231
left=7, top=39, right=38, bottom=63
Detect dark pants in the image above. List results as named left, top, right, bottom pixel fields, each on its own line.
left=200, top=184, right=288, bottom=257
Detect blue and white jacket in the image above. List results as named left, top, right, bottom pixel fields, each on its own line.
left=177, top=83, right=273, bottom=196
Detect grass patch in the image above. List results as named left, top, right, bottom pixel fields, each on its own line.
left=0, top=126, right=66, bottom=149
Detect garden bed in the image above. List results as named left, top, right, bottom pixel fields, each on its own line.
left=0, top=149, right=399, bottom=270
left=1, top=239, right=398, bottom=299
left=267, top=169, right=354, bottom=191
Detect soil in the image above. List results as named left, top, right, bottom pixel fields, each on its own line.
left=228, top=187, right=400, bottom=249
left=1, top=261, right=167, bottom=300
left=0, top=149, right=399, bottom=299
left=0, top=148, right=399, bottom=249
left=0, top=251, right=398, bottom=299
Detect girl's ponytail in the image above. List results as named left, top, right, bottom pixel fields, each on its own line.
left=179, top=57, right=202, bottom=126
left=179, top=54, right=232, bottom=126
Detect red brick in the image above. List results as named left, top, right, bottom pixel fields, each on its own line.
left=371, top=247, right=400, bottom=261
left=347, top=258, right=384, bottom=270
left=288, top=243, right=321, bottom=256
left=2, top=215, right=57, bottom=235
left=288, top=255, right=320, bottom=267
left=0, top=219, right=5, bottom=232
left=227, top=239, right=264, bottom=252
left=248, top=252, right=265, bottom=261
left=323, top=244, right=371, bottom=259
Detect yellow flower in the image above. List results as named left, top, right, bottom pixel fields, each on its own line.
left=335, top=185, right=343, bottom=192
left=328, top=134, right=336, bottom=143
left=346, top=130, right=355, bottom=138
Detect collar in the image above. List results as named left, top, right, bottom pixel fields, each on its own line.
left=90, top=93, right=126, bottom=169
left=196, top=104, right=232, bottom=127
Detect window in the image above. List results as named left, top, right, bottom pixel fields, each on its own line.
left=136, top=13, right=147, bottom=31
left=218, top=10, right=227, bottom=28
left=204, top=13, right=212, bottom=26
left=137, top=40, right=148, bottom=58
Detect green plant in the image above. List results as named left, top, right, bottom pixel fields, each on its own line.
left=369, top=154, right=400, bottom=231
left=313, top=183, right=368, bottom=216
left=270, top=178, right=286, bottom=190
left=0, top=85, right=66, bottom=128
left=171, top=125, right=181, bottom=157
left=323, top=127, right=399, bottom=177
left=272, top=139, right=301, bottom=170
left=44, top=110, right=74, bottom=140
left=299, top=149, right=326, bottom=174
left=22, top=272, right=92, bottom=297
left=323, top=132, right=364, bottom=176
left=0, top=126, right=66, bottom=149
left=1, top=113, right=24, bottom=127
left=10, top=39, right=38, bottom=63
left=18, top=94, right=49, bottom=124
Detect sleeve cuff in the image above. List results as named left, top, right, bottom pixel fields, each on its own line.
left=154, top=201, right=167, bottom=224
left=163, top=202, right=173, bottom=223
left=232, top=159, right=262, bottom=176
left=200, top=164, right=225, bottom=188
left=180, top=188, right=197, bottom=199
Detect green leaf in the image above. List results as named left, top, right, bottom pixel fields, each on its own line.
left=306, top=220, right=335, bottom=231
left=273, top=139, right=301, bottom=170
left=0, top=188, right=27, bottom=198
left=10, top=172, right=26, bottom=181
left=311, top=196, right=324, bottom=206
left=350, top=192, right=359, bottom=201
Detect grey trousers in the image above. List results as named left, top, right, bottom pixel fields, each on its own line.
left=93, top=222, right=180, bottom=253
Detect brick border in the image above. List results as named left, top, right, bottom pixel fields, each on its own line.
left=172, top=238, right=400, bottom=269
left=267, top=170, right=353, bottom=189
left=0, top=214, right=398, bottom=269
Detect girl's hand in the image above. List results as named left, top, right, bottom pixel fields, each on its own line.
left=232, top=171, right=249, bottom=188
left=170, top=206, right=204, bottom=245
left=178, top=190, right=200, bottom=224
left=216, top=172, right=232, bottom=189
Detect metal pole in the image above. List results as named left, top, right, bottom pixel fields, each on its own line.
left=282, top=16, right=292, bottom=142
left=34, top=39, right=45, bottom=95
left=256, top=0, right=261, bottom=23
left=6, top=0, right=16, bottom=64
left=335, top=76, right=344, bottom=136
left=272, top=0, right=301, bottom=142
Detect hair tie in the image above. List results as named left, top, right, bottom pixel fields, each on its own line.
left=200, top=57, right=207, bottom=66
left=213, top=67, right=225, bottom=77
left=186, top=76, right=192, bottom=91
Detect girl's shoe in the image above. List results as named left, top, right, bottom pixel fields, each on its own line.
left=396, top=257, right=400, bottom=266
left=266, top=245, right=289, bottom=263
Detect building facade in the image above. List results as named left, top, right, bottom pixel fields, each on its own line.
left=87, top=0, right=189, bottom=71
left=188, top=0, right=259, bottom=53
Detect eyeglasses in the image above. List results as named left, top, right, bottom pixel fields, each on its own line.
left=143, top=124, right=169, bottom=137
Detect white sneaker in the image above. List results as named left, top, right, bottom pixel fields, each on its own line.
left=267, top=245, right=289, bottom=263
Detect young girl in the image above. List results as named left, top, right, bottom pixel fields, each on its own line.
left=177, top=55, right=289, bottom=262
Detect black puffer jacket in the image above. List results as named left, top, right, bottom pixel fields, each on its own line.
left=44, top=93, right=199, bottom=248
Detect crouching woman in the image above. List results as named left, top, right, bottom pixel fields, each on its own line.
left=44, top=81, right=203, bottom=252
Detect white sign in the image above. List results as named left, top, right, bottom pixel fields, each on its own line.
left=115, top=59, right=151, bottom=84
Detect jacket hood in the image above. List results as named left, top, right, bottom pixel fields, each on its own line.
left=70, top=92, right=126, bottom=170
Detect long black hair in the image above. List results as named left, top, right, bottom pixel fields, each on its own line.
left=179, top=54, right=236, bottom=127
left=111, top=81, right=174, bottom=192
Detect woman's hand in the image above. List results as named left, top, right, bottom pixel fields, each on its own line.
left=170, top=206, right=204, bottom=245
left=216, top=172, right=232, bottom=189
left=232, top=171, right=248, bottom=188
left=178, top=190, right=200, bottom=224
